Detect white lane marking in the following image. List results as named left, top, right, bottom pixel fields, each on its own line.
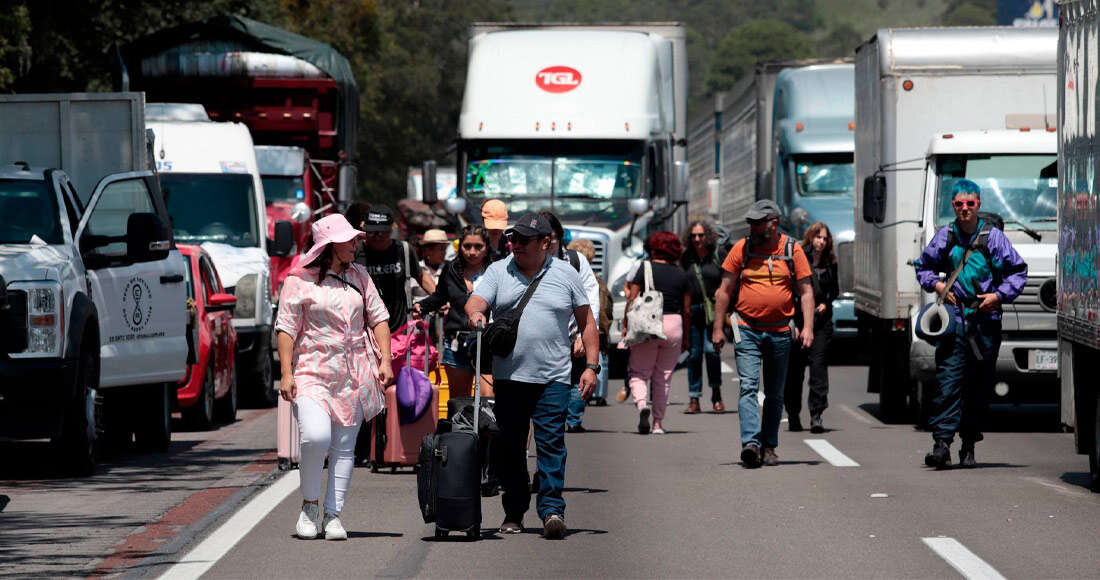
left=159, top=470, right=299, bottom=580
left=1024, top=476, right=1093, bottom=499
left=839, top=404, right=877, bottom=425
left=721, top=361, right=735, bottom=374
left=922, top=537, right=1007, bottom=580
left=804, top=439, right=860, bottom=467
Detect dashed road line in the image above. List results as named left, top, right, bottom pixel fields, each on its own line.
left=159, top=470, right=299, bottom=580
left=721, top=361, right=735, bottom=374
left=839, top=403, right=878, bottom=425
left=1023, top=476, right=1094, bottom=499
left=804, top=439, right=860, bottom=467
left=922, top=537, right=1007, bottom=580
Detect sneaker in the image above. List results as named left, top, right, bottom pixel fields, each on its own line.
left=959, top=445, right=976, bottom=468
left=685, top=397, right=701, bottom=414
left=543, top=514, right=567, bottom=539
left=713, top=400, right=726, bottom=413
left=924, top=439, right=952, bottom=469
left=637, top=407, right=651, bottom=434
left=295, top=503, right=320, bottom=539
left=322, top=513, right=347, bottom=541
left=590, top=397, right=607, bottom=407
left=809, top=414, right=824, bottom=434
left=499, top=520, right=523, bottom=534
left=762, top=447, right=779, bottom=466
left=788, top=415, right=804, bottom=432
left=565, top=424, right=586, bottom=433
left=740, top=443, right=762, bottom=468
left=652, top=426, right=666, bottom=435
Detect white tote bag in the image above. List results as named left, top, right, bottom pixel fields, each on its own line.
left=623, top=261, right=667, bottom=346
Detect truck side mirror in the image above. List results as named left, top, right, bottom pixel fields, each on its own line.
left=862, top=175, right=886, bottom=224
left=444, top=197, right=467, bottom=215
left=421, top=160, right=438, bottom=204
left=673, top=161, right=688, bottom=204
left=268, top=221, right=294, bottom=257
left=126, top=212, right=172, bottom=262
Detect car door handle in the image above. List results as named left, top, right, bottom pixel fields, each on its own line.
left=160, top=274, right=184, bottom=284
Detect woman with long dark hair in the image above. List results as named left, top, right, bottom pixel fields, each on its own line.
left=412, top=224, right=493, bottom=398
left=276, top=214, right=393, bottom=540
left=784, top=221, right=839, bottom=433
left=623, top=231, right=692, bottom=434
left=679, top=220, right=726, bottom=414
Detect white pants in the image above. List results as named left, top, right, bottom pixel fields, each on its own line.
left=294, top=397, right=361, bottom=516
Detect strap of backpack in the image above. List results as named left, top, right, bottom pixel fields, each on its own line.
left=402, top=241, right=413, bottom=309
left=567, top=249, right=581, bottom=272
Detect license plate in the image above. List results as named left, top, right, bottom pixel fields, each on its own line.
left=1032, top=349, right=1058, bottom=371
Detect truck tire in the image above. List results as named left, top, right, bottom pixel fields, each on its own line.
left=183, top=364, right=215, bottom=429
left=58, top=348, right=102, bottom=476
left=914, top=380, right=935, bottom=431
left=135, top=383, right=172, bottom=452
left=878, top=332, right=913, bottom=424
left=215, top=364, right=238, bottom=424
left=1090, top=394, right=1100, bottom=493
left=250, top=340, right=277, bottom=408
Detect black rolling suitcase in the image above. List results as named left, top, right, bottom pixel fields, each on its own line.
left=417, top=326, right=484, bottom=540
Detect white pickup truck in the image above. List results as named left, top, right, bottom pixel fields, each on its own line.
left=0, top=93, right=187, bottom=475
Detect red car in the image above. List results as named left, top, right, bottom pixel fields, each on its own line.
left=177, top=245, right=239, bottom=428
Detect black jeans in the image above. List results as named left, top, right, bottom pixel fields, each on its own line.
left=784, top=322, right=832, bottom=418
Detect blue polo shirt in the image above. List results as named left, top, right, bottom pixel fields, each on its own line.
left=473, top=254, right=589, bottom=384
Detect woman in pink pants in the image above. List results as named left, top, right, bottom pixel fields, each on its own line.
left=623, top=231, right=692, bottom=434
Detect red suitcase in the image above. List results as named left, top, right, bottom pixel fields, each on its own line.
left=276, top=396, right=300, bottom=470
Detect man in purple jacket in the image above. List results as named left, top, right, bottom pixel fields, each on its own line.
left=914, top=179, right=1027, bottom=469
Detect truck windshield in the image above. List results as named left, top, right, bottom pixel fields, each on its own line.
left=935, top=154, right=1058, bottom=229
left=261, top=176, right=306, bottom=204
left=0, top=180, right=63, bottom=245
left=793, top=155, right=854, bottom=197
left=162, top=173, right=260, bottom=248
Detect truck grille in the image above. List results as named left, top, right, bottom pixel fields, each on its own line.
left=570, top=232, right=607, bottom=279
left=1007, top=277, right=1055, bottom=313
left=836, top=241, right=854, bottom=294
left=1, top=290, right=28, bottom=354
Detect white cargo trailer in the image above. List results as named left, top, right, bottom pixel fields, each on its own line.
left=854, top=27, right=1058, bottom=420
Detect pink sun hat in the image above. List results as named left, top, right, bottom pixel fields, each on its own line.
left=299, top=214, right=364, bottom=267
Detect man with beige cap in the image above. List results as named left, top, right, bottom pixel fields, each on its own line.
left=482, top=199, right=511, bottom=262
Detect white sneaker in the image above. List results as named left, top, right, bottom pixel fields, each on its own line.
left=652, top=426, right=666, bottom=435
left=296, top=503, right=320, bottom=539
left=322, top=513, right=348, bottom=541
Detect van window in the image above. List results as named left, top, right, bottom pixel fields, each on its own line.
left=162, top=174, right=259, bottom=248
left=0, top=180, right=63, bottom=245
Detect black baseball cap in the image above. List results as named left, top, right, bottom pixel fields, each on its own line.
left=745, top=199, right=781, bottom=223
left=507, top=213, right=551, bottom=237
left=361, top=204, right=394, bottom=232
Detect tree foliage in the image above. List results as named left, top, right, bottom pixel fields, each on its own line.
left=706, top=20, right=815, bottom=94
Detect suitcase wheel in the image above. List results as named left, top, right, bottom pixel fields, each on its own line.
left=435, top=528, right=447, bottom=539
left=466, top=528, right=478, bottom=541
left=370, top=463, right=379, bottom=473
left=391, top=466, right=397, bottom=474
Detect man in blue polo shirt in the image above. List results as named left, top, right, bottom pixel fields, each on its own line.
left=466, top=213, right=599, bottom=540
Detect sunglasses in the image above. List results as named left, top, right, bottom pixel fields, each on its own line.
left=952, top=199, right=978, bottom=209
left=507, top=232, right=539, bottom=246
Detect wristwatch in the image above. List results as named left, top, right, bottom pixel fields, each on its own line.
left=585, top=362, right=601, bottom=373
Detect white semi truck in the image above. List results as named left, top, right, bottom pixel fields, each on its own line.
left=425, top=23, right=690, bottom=370
left=0, top=93, right=188, bottom=473
left=855, top=27, right=1060, bottom=422
left=1057, top=0, right=1100, bottom=490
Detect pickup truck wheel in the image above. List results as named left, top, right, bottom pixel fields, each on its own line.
left=135, top=383, right=172, bottom=452
left=216, top=364, right=238, bottom=423
left=1090, top=394, right=1100, bottom=492
left=183, top=365, right=215, bottom=429
left=251, top=342, right=277, bottom=408
left=59, top=348, right=101, bottom=476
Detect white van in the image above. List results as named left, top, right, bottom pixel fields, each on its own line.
left=147, top=118, right=292, bottom=406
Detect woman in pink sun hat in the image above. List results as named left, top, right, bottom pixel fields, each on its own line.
left=275, top=213, right=393, bottom=541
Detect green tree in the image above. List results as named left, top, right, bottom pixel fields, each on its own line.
left=943, top=0, right=996, bottom=25
left=0, top=3, right=31, bottom=92
left=706, top=19, right=814, bottom=95
left=817, top=22, right=863, bottom=58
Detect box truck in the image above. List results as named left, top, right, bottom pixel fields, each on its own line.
left=1057, top=0, right=1100, bottom=490
left=855, top=27, right=1059, bottom=421
left=0, top=93, right=188, bottom=473
left=427, top=23, right=689, bottom=367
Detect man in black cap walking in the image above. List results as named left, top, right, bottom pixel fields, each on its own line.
left=711, top=200, right=815, bottom=468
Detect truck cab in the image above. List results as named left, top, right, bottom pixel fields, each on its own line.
left=772, top=63, right=857, bottom=339
left=0, top=162, right=187, bottom=474
left=910, top=129, right=1058, bottom=420
left=148, top=118, right=290, bottom=407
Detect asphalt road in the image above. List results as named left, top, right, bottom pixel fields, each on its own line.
left=182, top=363, right=1100, bottom=580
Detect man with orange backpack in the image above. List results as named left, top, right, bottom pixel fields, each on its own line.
left=712, top=200, right=815, bottom=468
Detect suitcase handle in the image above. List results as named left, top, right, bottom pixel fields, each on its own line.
left=473, top=322, right=483, bottom=435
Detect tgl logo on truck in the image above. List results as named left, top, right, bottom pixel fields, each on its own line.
left=536, top=66, right=581, bottom=93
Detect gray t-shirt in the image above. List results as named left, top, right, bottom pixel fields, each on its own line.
left=473, top=254, right=589, bottom=384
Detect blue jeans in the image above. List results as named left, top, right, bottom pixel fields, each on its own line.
left=492, top=379, right=571, bottom=520
left=734, top=326, right=792, bottom=448
left=566, top=352, right=607, bottom=427
left=931, top=318, right=1001, bottom=444
left=688, top=305, right=722, bottom=399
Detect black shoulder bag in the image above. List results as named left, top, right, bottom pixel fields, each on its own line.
left=481, top=269, right=548, bottom=360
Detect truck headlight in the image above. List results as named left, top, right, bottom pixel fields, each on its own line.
left=233, top=274, right=258, bottom=319
left=610, top=273, right=627, bottom=298
left=17, top=283, right=63, bottom=357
